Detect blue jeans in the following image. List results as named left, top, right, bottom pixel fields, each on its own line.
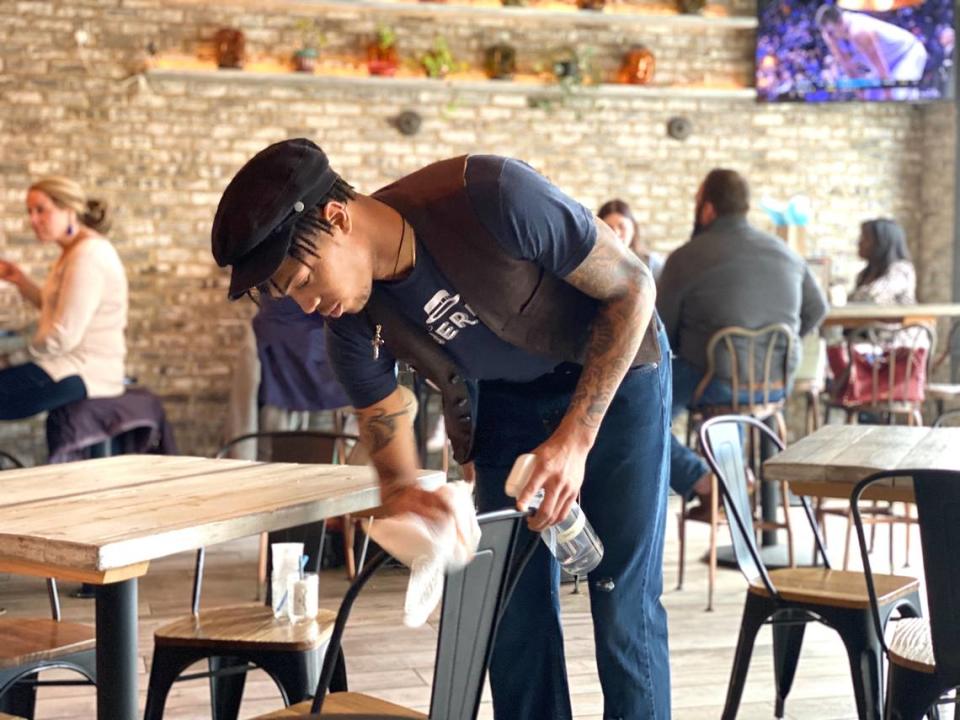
left=670, top=357, right=785, bottom=498
left=0, top=362, right=86, bottom=420
left=473, top=333, right=672, bottom=720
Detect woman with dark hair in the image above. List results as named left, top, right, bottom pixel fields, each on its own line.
left=849, top=218, right=916, bottom=304
left=0, top=176, right=128, bottom=419
left=598, top=198, right=665, bottom=282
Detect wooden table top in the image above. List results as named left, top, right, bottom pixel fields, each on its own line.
left=764, top=424, right=960, bottom=501
left=823, top=303, right=960, bottom=327
left=0, top=455, right=444, bottom=584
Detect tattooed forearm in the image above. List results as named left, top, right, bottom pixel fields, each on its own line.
left=570, top=300, right=645, bottom=429
left=359, top=407, right=404, bottom=453
left=562, top=219, right=656, bottom=434
left=358, top=390, right=417, bottom=455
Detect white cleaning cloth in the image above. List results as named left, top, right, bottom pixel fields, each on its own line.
left=364, top=481, right=480, bottom=627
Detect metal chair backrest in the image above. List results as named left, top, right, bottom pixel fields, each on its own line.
left=0, top=449, right=23, bottom=470
left=933, top=409, right=960, bottom=427
left=215, top=429, right=357, bottom=464
left=0, top=452, right=62, bottom=620
left=842, top=322, right=936, bottom=410
left=189, top=430, right=359, bottom=614
left=694, top=323, right=797, bottom=413
left=700, top=415, right=828, bottom=596
left=310, top=509, right=538, bottom=720
left=852, top=469, right=960, bottom=685
left=931, top=318, right=960, bottom=377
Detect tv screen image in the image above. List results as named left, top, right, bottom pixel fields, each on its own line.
left=757, top=0, right=955, bottom=102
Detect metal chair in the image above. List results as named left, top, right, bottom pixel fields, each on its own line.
left=825, top=322, right=935, bottom=427
left=818, top=323, right=935, bottom=572
left=252, top=508, right=539, bottom=719
left=144, top=430, right=357, bottom=720
left=932, top=408, right=960, bottom=427
left=926, top=319, right=960, bottom=423
left=0, top=455, right=96, bottom=719
left=853, top=469, right=960, bottom=720
left=678, top=323, right=798, bottom=611
left=217, top=429, right=361, bottom=587
left=700, top=415, right=922, bottom=720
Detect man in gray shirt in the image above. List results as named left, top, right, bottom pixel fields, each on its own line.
left=657, top=169, right=828, bottom=512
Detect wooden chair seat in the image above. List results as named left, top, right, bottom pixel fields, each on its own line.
left=888, top=617, right=936, bottom=674
left=749, top=568, right=918, bottom=609
left=927, top=382, right=960, bottom=399
left=0, top=618, right=95, bottom=670
left=253, top=690, right=428, bottom=718
left=154, top=605, right=335, bottom=652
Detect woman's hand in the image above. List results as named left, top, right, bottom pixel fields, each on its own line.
left=0, top=260, right=24, bottom=287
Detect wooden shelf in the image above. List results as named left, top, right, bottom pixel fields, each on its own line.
left=316, top=0, right=756, bottom=28
left=185, top=0, right=758, bottom=29
left=146, top=68, right=757, bottom=99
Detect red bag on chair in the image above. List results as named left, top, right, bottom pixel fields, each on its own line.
left=826, top=342, right=928, bottom=407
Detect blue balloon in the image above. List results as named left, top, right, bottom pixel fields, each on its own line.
left=786, top=195, right=811, bottom=226
left=760, top=197, right=787, bottom=226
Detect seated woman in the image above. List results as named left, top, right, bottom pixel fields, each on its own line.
left=828, top=218, right=926, bottom=417
left=0, top=177, right=127, bottom=420
left=598, top=198, right=665, bottom=282
left=848, top=217, right=916, bottom=304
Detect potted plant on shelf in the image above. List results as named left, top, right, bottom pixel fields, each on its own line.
left=552, top=45, right=599, bottom=87
left=676, top=0, right=707, bottom=13
left=214, top=27, right=245, bottom=69
left=617, top=45, right=655, bottom=85
left=420, top=36, right=460, bottom=79
left=484, top=37, right=517, bottom=80
left=366, top=25, right=400, bottom=76
left=528, top=45, right=600, bottom=113
left=292, top=18, right=327, bottom=73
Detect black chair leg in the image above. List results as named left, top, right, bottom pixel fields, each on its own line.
left=259, top=649, right=319, bottom=706
left=832, top=610, right=884, bottom=720
left=0, top=671, right=38, bottom=719
left=144, top=645, right=208, bottom=720
left=722, top=594, right=773, bottom=720
left=773, top=610, right=808, bottom=718
left=209, top=655, right=247, bottom=720
left=885, top=664, right=944, bottom=720
left=328, top=644, right=348, bottom=693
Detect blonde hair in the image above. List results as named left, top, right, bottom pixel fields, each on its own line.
left=29, top=176, right=112, bottom=234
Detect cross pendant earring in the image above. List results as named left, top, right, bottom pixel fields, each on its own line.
left=372, top=324, right=384, bottom=360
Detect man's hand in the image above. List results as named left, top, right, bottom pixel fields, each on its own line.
left=357, top=385, right=455, bottom=525
left=380, top=483, right=454, bottom=524
left=517, top=431, right=589, bottom=531
left=517, top=216, right=654, bottom=531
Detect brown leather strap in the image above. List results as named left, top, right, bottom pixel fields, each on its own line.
left=364, top=289, right=476, bottom=463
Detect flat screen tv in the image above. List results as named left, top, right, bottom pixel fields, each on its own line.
left=757, top=0, right=955, bottom=102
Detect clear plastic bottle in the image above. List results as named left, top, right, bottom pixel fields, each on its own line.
left=504, top=454, right=604, bottom=575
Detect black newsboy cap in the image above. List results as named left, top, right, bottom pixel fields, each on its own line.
left=211, top=137, right=341, bottom=300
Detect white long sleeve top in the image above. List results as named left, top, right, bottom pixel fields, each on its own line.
left=29, top=236, right=128, bottom=398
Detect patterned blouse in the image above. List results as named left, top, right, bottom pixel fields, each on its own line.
left=848, top=260, right=917, bottom=305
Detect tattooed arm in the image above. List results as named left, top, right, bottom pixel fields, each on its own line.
left=356, top=385, right=452, bottom=521
left=518, top=216, right=656, bottom=530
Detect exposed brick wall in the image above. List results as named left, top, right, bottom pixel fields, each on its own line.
left=0, top=0, right=954, bottom=461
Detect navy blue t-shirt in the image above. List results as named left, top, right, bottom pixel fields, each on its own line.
left=326, top=156, right=597, bottom=409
